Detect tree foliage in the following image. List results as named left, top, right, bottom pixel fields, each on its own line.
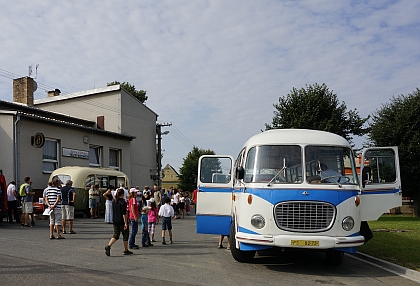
left=178, top=146, right=215, bottom=193
left=368, top=88, right=420, bottom=215
left=107, top=81, right=148, bottom=103
left=265, top=83, right=369, bottom=144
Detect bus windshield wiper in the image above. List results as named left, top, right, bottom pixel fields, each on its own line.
left=267, top=158, right=287, bottom=186
left=267, top=166, right=287, bottom=186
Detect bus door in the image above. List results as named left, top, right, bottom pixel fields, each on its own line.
left=196, top=155, right=234, bottom=235
left=360, top=147, right=402, bottom=221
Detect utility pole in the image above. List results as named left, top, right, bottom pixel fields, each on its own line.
left=156, top=122, right=171, bottom=188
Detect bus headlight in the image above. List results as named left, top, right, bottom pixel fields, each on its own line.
left=251, top=215, right=265, bottom=229
left=342, top=216, right=355, bottom=231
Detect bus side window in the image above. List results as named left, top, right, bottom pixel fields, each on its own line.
left=85, top=175, right=96, bottom=189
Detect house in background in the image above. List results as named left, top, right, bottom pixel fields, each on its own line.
left=161, top=164, right=180, bottom=191
left=0, top=76, right=158, bottom=192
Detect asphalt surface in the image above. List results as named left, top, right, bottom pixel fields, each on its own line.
left=0, top=211, right=419, bottom=285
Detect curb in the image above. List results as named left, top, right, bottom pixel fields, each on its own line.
left=352, top=252, right=420, bottom=283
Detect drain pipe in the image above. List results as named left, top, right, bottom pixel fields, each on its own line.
left=14, top=112, right=20, bottom=185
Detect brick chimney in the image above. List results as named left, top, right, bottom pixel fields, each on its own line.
left=97, top=116, right=104, bottom=130
left=13, top=77, right=35, bottom=106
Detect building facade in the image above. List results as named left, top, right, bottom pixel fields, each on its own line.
left=161, top=164, right=180, bottom=191
left=0, top=77, right=158, bottom=193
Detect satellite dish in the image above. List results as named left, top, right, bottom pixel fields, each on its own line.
left=33, top=80, right=37, bottom=92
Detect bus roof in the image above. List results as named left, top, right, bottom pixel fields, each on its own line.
left=49, top=166, right=128, bottom=189
left=244, top=129, right=350, bottom=148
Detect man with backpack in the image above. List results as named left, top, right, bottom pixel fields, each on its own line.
left=20, top=176, right=35, bottom=227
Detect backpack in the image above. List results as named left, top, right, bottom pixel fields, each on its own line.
left=19, top=183, right=28, bottom=198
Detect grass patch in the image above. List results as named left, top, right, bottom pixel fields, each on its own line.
left=358, top=214, right=420, bottom=271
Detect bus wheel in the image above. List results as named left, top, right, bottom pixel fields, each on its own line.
left=229, top=222, right=255, bottom=263
left=325, top=250, right=344, bottom=266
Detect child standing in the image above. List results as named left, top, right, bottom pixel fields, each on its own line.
left=148, top=199, right=159, bottom=242
left=141, top=207, right=153, bottom=247
left=158, top=197, right=174, bottom=245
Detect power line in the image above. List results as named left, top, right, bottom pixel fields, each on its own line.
left=168, top=124, right=194, bottom=150
left=0, top=69, right=19, bottom=79
left=170, top=130, right=190, bottom=149
left=0, top=68, right=70, bottom=94
left=172, top=124, right=194, bottom=146
left=0, top=79, right=11, bottom=86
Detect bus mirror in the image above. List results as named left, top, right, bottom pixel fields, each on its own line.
left=236, top=167, right=244, bottom=180
left=361, top=167, right=371, bottom=188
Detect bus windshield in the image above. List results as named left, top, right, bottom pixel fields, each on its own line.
left=244, top=145, right=302, bottom=183
left=305, top=146, right=358, bottom=185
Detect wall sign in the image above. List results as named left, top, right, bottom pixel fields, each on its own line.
left=33, top=132, right=45, bottom=148
left=62, top=147, right=89, bottom=159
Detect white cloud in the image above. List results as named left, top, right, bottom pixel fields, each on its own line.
left=1, top=0, right=419, bottom=170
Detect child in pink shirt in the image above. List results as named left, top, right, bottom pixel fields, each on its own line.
left=148, top=198, right=159, bottom=242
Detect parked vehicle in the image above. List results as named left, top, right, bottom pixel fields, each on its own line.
left=196, top=129, right=402, bottom=265
left=49, top=166, right=129, bottom=215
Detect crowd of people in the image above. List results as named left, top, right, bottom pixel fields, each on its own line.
left=103, top=184, right=193, bottom=256
left=5, top=177, right=228, bottom=257
left=5, top=176, right=77, bottom=240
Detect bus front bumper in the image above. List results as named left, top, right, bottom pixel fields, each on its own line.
left=235, top=232, right=365, bottom=250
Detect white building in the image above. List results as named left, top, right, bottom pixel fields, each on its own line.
left=0, top=76, right=158, bottom=195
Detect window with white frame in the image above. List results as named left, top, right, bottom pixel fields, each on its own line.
left=109, top=148, right=121, bottom=170
left=89, top=145, right=102, bottom=167
left=43, top=139, right=59, bottom=173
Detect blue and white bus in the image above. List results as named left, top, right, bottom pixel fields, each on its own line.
left=196, top=129, right=402, bottom=265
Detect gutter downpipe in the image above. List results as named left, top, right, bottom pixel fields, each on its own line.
left=14, top=112, right=20, bottom=185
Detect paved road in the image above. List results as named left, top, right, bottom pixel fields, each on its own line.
left=0, top=213, right=418, bottom=286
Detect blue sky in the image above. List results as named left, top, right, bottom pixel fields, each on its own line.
left=1, top=0, right=419, bottom=171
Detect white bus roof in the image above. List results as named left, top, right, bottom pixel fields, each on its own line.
left=244, top=129, right=350, bottom=148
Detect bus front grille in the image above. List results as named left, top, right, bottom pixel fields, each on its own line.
left=274, top=201, right=336, bottom=232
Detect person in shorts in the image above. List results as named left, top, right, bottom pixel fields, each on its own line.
left=45, top=177, right=64, bottom=239
left=61, top=180, right=76, bottom=234
left=20, top=176, right=35, bottom=227
left=158, top=197, right=174, bottom=245
left=88, top=185, right=97, bottom=218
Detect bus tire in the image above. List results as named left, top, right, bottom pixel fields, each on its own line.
left=325, top=250, right=344, bottom=266
left=229, top=222, right=255, bottom=263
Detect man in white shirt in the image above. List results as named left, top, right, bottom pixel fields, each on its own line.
left=158, top=197, right=174, bottom=245
left=119, top=183, right=129, bottom=201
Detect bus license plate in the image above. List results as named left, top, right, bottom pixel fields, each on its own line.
left=291, top=240, right=319, bottom=246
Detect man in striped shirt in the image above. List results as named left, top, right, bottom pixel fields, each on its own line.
left=45, top=177, right=64, bottom=239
